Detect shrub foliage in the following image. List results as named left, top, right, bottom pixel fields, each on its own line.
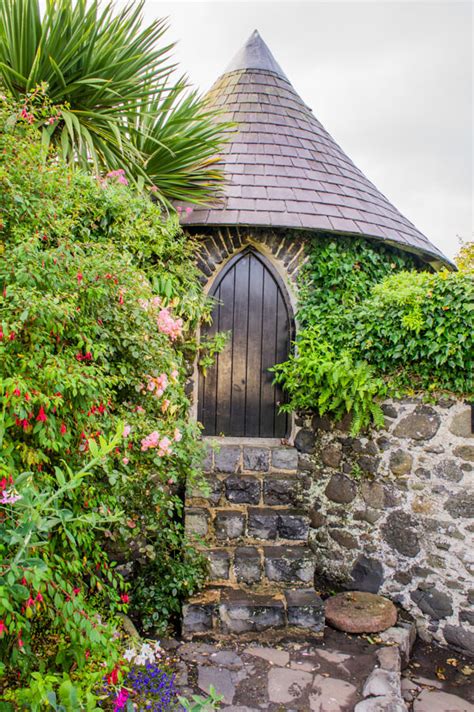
left=274, top=234, right=473, bottom=432
left=0, top=94, right=209, bottom=703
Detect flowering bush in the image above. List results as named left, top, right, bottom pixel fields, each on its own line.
left=0, top=94, right=210, bottom=703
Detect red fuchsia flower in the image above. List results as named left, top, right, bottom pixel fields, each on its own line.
left=0, top=620, right=7, bottom=635
left=73, top=587, right=81, bottom=596
left=35, top=592, right=44, bottom=603
left=18, top=637, right=24, bottom=648
left=36, top=406, right=47, bottom=422
left=107, top=666, right=119, bottom=685
left=77, top=272, right=83, bottom=283
left=26, top=597, right=34, bottom=608
left=13, top=388, right=21, bottom=397
left=20, top=108, right=34, bottom=124
left=118, top=291, right=124, bottom=306
left=9, top=332, right=15, bottom=341
left=120, top=593, right=130, bottom=604
left=0, top=329, right=3, bottom=339
left=60, top=423, right=67, bottom=435
left=24, top=392, right=30, bottom=401
left=21, top=419, right=30, bottom=430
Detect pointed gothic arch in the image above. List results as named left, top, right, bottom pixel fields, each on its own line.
left=198, top=247, right=294, bottom=438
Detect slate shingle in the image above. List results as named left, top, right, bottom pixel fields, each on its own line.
left=180, top=30, right=449, bottom=265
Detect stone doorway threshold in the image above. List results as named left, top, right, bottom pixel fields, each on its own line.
left=203, top=436, right=285, bottom=447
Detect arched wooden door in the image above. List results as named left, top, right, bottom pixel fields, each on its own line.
left=198, top=247, right=293, bottom=438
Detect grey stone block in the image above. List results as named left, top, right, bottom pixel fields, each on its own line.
left=215, top=446, right=241, bottom=473
left=271, top=447, right=298, bottom=470
left=182, top=603, right=214, bottom=634
left=219, top=591, right=285, bottom=633
left=264, top=545, right=315, bottom=583
left=215, top=510, right=246, bottom=540
left=225, top=475, right=261, bottom=504
left=243, top=447, right=269, bottom=471
left=206, top=549, right=230, bottom=580
left=234, top=546, right=261, bottom=584
left=248, top=507, right=278, bottom=539
left=263, top=475, right=299, bottom=505
left=202, top=445, right=214, bottom=472
left=185, top=508, right=209, bottom=538
left=277, top=510, right=309, bottom=540
left=187, top=475, right=222, bottom=504
left=285, top=589, right=324, bottom=632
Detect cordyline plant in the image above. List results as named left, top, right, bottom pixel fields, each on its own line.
left=0, top=0, right=228, bottom=204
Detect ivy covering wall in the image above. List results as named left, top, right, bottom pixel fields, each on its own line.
left=273, top=234, right=473, bottom=433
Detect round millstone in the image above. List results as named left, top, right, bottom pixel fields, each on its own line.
left=325, top=591, right=397, bottom=633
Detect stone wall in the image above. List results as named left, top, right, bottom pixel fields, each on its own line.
left=295, top=398, right=474, bottom=656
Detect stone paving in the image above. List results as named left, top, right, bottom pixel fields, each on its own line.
left=169, top=629, right=474, bottom=711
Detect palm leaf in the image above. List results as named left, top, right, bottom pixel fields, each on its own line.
left=0, top=0, right=228, bottom=203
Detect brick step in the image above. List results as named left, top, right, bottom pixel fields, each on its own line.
left=187, top=471, right=309, bottom=509
left=182, top=585, right=324, bottom=639
left=204, top=544, right=316, bottom=586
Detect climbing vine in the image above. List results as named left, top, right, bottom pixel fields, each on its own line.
left=273, top=233, right=473, bottom=433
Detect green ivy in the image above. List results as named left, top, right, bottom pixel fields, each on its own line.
left=274, top=233, right=473, bottom=432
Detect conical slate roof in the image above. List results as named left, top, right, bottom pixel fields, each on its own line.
left=181, top=30, right=449, bottom=265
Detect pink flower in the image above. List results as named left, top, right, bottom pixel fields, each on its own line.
left=60, top=423, right=67, bottom=435
left=106, top=169, right=128, bottom=186
left=77, top=272, right=83, bottom=283
left=171, top=369, right=179, bottom=381
left=173, top=428, right=182, bottom=442
left=136, top=406, right=145, bottom=414
left=122, top=457, right=129, bottom=465
left=185, top=206, right=193, bottom=214
left=113, top=688, right=129, bottom=712
left=123, top=424, right=131, bottom=438
left=35, top=592, right=44, bottom=603
left=141, top=430, right=160, bottom=452
left=0, top=488, right=21, bottom=504
left=157, top=308, right=183, bottom=341
left=0, top=620, right=7, bottom=635
left=157, top=436, right=172, bottom=457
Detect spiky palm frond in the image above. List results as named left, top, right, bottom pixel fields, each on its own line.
left=129, top=78, right=231, bottom=205
left=0, top=0, right=228, bottom=204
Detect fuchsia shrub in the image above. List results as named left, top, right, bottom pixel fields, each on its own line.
left=0, top=93, right=210, bottom=705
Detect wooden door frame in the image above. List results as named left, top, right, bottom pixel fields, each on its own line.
left=192, top=241, right=297, bottom=442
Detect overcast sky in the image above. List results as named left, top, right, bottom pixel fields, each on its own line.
left=137, top=1, right=472, bottom=259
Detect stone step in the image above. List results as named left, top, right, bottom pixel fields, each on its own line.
left=186, top=506, right=310, bottom=545
left=203, top=442, right=299, bottom=476
left=187, top=471, right=309, bottom=509
left=204, top=543, right=316, bottom=587
left=182, top=585, right=324, bottom=639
